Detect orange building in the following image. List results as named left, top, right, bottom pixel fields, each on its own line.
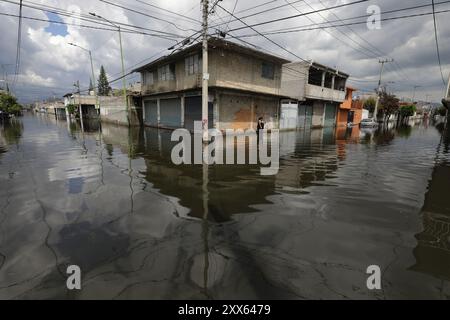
left=336, top=87, right=363, bottom=127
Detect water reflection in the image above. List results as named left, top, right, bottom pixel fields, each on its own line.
left=411, top=121, right=450, bottom=281
left=0, top=119, right=23, bottom=148
left=1, top=114, right=450, bottom=299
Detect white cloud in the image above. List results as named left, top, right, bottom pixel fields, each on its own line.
left=0, top=0, right=449, bottom=103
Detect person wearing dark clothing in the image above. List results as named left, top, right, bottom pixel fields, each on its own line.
left=257, top=117, right=265, bottom=132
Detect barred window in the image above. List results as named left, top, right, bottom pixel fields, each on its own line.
left=144, top=71, right=154, bottom=85
left=262, top=62, right=275, bottom=79
left=158, top=64, right=175, bottom=81
left=185, top=54, right=200, bottom=75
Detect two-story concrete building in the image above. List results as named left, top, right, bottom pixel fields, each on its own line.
left=280, top=61, right=349, bottom=130
left=134, top=38, right=289, bottom=131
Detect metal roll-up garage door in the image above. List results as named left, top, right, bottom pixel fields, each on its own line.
left=184, top=96, right=213, bottom=132
left=298, top=104, right=313, bottom=130
left=144, top=100, right=158, bottom=126
left=324, top=103, right=337, bottom=127
left=160, top=98, right=181, bottom=128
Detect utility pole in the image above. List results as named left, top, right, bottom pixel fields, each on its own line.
left=89, top=12, right=129, bottom=126
left=68, top=43, right=98, bottom=114
left=412, top=85, right=421, bottom=103
left=201, top=0, right=209, bottom=142
left=373, top=59, right=394, bottom=120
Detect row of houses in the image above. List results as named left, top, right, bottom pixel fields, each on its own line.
left=52, top=38, right=364, bottom=130
left=134, top=38, right=363, bottom=132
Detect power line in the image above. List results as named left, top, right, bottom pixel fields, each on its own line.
left=134, top=0, right=201, bottom=25
left=211, top=0, right=305, bottom=28
left=282, top=0, right=379, bottom=62
left=227, top=0, right=371, bottom=32
left=0, top=0, right=183, bottom=38
left=217, top=4, right=309, bottom=63
left=233, top=0, right=449, bottom=84
left=0, top=12, right=182, bottom=40
left=224, top=0, right=239, bottom=32
left=233, top=8, right=450, bottom=36
left=13, top=0, right=23, bottom=86
left=431, top=0, right=447, bottom=86
left=99, top=0, right=198, bottom=32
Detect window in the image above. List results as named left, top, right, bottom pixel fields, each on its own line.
left=144, top=71, right=154, bottom=85
left=185, top=54, right=201, bottom=75
left=158, top=64, right=175, bottom=81
left=308, top=67, right=323, bottom=86
left=261, top=62, right=275, bottom=79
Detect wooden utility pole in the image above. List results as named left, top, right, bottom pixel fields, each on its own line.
left=202, top=0, right=209, bottom=142
left=373, top=59, right=393, bottom=120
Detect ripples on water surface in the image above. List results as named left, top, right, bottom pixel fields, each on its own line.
left=0, top=113, right=450, bottom=299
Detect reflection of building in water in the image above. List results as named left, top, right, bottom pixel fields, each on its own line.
left=411, top=124, right=450, bottom=280
left=138, top=128, right=277, bottom=222
left=276, top=128, right=342, bottom=191
left=99, top=124, right=346, bottom=222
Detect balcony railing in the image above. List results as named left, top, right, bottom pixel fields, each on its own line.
left=305, top=84, right=346, bottom=102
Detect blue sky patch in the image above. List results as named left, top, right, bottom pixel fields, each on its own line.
left=44, top=12, right=68, bottom=36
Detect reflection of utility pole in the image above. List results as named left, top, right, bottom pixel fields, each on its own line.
left=374, top=59, right=394, bottom=120
left=202, top=161, right=209, bottom=297
left=74, top=80, right=84, bottom=132
left=201, top=0, right=209, bottom=142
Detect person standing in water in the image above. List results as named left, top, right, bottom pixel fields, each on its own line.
left=257, top=117, right=265, bottom=133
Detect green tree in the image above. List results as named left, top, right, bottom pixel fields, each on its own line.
left=0, top=92, right=22, bottom=116
left=379, top=90, right=399, bottom=122
left=399, top=104, right=416, bottom=124
left=66, top=104, right=78, bottom=115
left=97, top=65, right=110, bottom=96
left=363, top=97, right=376, bottom=113
left=437, top=105, right=448, bottom=117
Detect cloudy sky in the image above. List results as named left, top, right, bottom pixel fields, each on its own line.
left=0, top=0, right=449, bottom=103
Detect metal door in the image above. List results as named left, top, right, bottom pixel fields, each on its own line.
left=160, top=98, right=181, bottom=128
left=184, top=96, right=213, bottom=131
left=324, top=103, right=337, bottom=127
left=144, top=100, right=158, bottom=126
left=298, top=104, right=313, bottom=130
left=280, top=101, right=298, bottom=130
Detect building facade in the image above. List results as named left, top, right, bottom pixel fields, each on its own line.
left=280, top=61, right=348, bottom=130
left=336, top=86, right=364, bottom=127
left=134, top=38, right=289, bottom=131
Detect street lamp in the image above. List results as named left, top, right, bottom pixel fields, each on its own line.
left=68, top=42, right=96, bottom=95
left=68, top=42, right=99, bottom=116
left=89, top=12, right=129, bottom=126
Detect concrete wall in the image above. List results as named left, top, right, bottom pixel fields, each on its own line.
left=336, top=108, right=349, bottom=127
left=99, top=96, right=141, bottom=126
left=141, top=48, right=284, bottom=97
left=211, top=49, right=283, bottom=96
left=312, top=101, right=325, bottom=128
left=216, top=90, right=279, bottom=130
left=305, top=84, right=346, bottom=102
left=280, top=62, right=309, bottom=100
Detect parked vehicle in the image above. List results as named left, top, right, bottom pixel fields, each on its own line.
left=360, top=118, right=379, bottom=128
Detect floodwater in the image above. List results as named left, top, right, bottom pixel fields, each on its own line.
left=0, top=113, right=450, bottom=299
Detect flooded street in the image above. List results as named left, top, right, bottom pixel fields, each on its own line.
left=1, top=113, right=450, bottom=299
